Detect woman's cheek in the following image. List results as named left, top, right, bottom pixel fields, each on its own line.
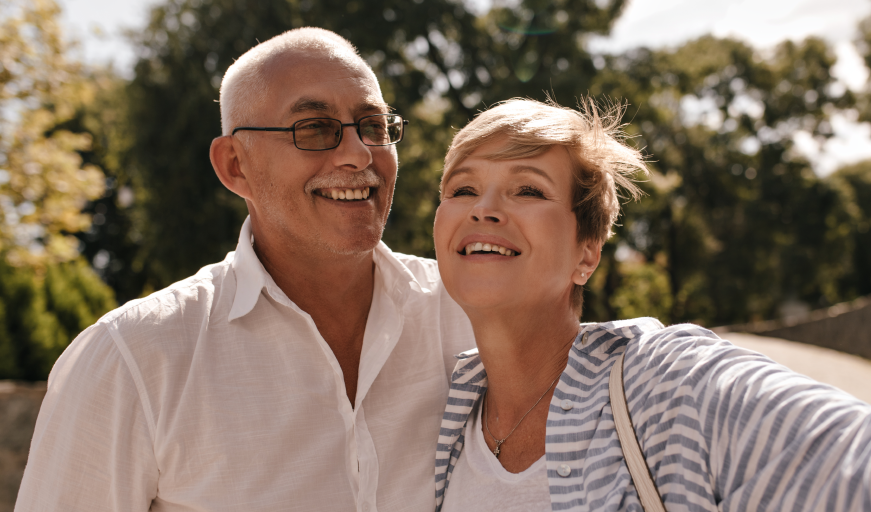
left=433, top=203, right=457, bottom=261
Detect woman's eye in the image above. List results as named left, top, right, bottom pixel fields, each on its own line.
left=449, top=186, right=476, bottom=198
left=517, top=186, right=545, bottom=198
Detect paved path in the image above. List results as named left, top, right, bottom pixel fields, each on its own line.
left=722, top=332, right=871, bottom=404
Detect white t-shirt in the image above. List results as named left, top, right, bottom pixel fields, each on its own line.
left=441, top=400, right=552, bottom=512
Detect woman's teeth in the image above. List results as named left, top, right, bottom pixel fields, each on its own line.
left=318, top=187, right=370, bottom=201
left=463, top=242, right=517, bottom=256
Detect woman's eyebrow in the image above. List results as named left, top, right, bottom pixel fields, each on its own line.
left=510, top=165, right=554, bottom=184
left=442, top=166, right=473, bottom=185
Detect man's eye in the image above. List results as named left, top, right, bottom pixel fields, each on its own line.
left=518, top=186, right=545, bottom=197
left=297, top=121, right=329, bottom=131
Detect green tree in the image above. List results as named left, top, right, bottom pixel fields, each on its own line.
left=0, top=258, right=115, bottom=380
left=828, top=160, right=871, bottom=298
left=585, top=36, right=860, bottom=325
left=121, top=0, right=628, bottom=291
left=0, top=0, right=106, bottom=265
left=114, top=0, right=870, bottom=328
left=0, top=0, right=116, bottom=379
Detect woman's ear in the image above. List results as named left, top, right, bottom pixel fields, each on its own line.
left=571, top=240, right=602, bottom=286
left=210, top=135, right=254, bottom=200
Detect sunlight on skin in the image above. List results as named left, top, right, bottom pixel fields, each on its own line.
left=434, top=139, right=596, bottom=320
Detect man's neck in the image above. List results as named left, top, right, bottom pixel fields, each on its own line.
left=252, top=228, right=376, bottom=409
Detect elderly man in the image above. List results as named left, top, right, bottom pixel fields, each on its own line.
left=15, top=28, right=473, bottom=511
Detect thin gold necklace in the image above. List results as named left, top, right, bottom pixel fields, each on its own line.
left=483, top=373, right=561, bottom=458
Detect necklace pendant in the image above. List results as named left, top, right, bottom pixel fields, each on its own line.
left=493, top=440, right=504, bottom=458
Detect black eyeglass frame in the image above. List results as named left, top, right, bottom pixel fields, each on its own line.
left=230, top=113, right=409, bottom=151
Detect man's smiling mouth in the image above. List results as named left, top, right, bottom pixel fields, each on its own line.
left=316, top=187, right=371, bottom=201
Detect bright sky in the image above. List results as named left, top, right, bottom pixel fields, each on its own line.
left=58, top=0, right=871, bottom=175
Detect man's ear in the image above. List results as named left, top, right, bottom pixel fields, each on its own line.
left=571, top=240, right=603, bottom=286
left=210, top=135, right=253, bottom=200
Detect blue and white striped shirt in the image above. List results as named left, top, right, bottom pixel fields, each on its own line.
left=435, top=318, right=871, bottom=511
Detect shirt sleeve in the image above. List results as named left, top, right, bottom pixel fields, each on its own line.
left=15, top=323, right=158, bottom=512
left=627, top=325, right=871, bottom=512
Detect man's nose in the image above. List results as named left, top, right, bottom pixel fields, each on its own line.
left=331, top=125, right=373, bottom=171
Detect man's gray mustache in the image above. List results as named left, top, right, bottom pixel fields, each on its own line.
left=304, top=169, right=385, bottom=194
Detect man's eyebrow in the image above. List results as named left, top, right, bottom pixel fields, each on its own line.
left=510, top=165, right=554, bottom=184
left=288, top=98, right=334, bottom=115
left=355, top=101, right=391, bottom=115
left=286, top=99, right=390, bottom=119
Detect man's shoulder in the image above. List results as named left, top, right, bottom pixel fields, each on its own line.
left=97, top=253, right=236, bottom=334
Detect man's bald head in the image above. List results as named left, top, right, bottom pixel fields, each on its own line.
left=219, top=27, right=376, bottom=136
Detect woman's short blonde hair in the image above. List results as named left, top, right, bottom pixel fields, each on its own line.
left=441, top=98, right=648, bottom=316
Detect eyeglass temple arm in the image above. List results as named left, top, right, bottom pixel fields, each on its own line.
left=231, top=118, right=408, bottom=136
left=230, top=126, right=294, bottom=135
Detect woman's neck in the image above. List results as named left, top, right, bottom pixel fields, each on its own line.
left=467, top=301, right=580, bottom=419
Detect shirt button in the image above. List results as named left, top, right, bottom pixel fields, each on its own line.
left=557, top=464, right=572, bottom=477
left=560, top=399, right=574, bottom=411
left=581, top=332, right=590, bottom=345
left=362, top=504, right=371, bottom=512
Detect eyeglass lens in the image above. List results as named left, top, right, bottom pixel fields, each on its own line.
left=293, top=114, right=403, bottom=150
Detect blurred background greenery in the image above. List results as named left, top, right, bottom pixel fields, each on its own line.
left=1, top=0, right=870, bottom=380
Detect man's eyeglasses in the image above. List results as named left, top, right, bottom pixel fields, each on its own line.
left=231, top=113, right=408, bottom=151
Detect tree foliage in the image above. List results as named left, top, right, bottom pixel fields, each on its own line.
left=585, top=36, right=860, bottom=324
left=0, top=0, right=106, bottom=266
left=116, top=0, right=627, bottom=292
left=84, top=0, right=871, bottom=328
left=0, top=0, right=116, bottom=379
left=0, top=258, right=115, bottom=380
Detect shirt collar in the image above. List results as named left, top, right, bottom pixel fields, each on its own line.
left=228, top=216, right=432, bottom=322
left=228, top=216, right=266, bottom=321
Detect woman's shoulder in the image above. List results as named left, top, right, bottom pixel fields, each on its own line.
left=595, top=318, right=775, bottom=395
left=595, top=318, right=745, bottom=364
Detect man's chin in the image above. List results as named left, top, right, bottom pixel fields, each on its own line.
left=320, top=228, right=384, bottom=257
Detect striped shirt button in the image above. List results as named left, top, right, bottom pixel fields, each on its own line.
left=582, top=332, right=590, bottom=345
left=560, top=399, right=573, bottom=411
left=557, top=464, right=572, bottom=477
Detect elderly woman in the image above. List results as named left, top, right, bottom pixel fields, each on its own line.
left=432, top=98, right=871, bottom=511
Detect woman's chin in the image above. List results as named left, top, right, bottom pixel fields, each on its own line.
left=450, top=285, right=524, bottom=315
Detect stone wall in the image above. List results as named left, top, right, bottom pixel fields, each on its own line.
left=0, top=382, right=45, bottom=512
left=719, top=296, right=871, bottom=360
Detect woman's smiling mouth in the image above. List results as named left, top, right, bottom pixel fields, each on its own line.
left=456, top=235, right=522, bottom=257
left=460, top=242, right=519, bottom=256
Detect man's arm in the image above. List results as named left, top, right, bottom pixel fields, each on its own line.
left=15, top=324, right=158, bottom=511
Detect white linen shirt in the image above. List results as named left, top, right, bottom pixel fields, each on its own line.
left=16, top=217, right=475, bottom=512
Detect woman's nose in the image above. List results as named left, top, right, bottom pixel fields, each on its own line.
left=470, top=195, right=506, bottom=223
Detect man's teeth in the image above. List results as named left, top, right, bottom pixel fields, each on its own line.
left=463, top=242, right=516, bottom=256
left=319, top=187, right=370, bottom=200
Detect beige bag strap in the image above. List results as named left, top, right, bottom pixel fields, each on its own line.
left=609, top=350, right=667, bottom=512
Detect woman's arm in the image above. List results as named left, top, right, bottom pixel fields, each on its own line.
left=627, top=325, right=871, bottom=511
